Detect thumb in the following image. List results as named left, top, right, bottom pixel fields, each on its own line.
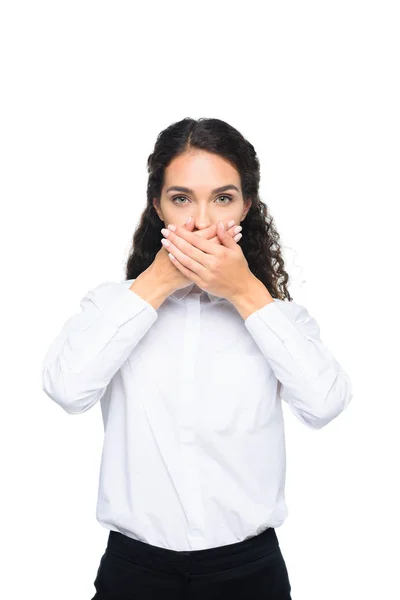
left=217, top=220, right=236, bottom=249
left=184, top=215, right=195, bottom=232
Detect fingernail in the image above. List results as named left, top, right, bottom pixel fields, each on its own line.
left=167, top=224, right=176, bottom=231
left=234, top=233, right=242, bottom=242
left=218, top=220, right=225, bottom=230
left=185, top=216, right=192, bottom=224
left=228, top=220, right=235, bottom=227
left=233, top=225, right=242, bottom=234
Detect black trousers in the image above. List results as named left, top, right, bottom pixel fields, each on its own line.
left=91, top=526, right=292, bottom=599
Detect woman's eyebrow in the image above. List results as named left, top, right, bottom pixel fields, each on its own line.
left=166, top=184, right=240, bottom=195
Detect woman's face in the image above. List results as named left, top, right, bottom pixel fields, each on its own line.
left=153, top=150, right=251, bottom=231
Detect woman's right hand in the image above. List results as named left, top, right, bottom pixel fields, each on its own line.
left=151, top=219, right=241, bottom=293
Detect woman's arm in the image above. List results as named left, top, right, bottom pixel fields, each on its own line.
left=244, top=299, right=353, bottom=430
left=40, top=280, right=159, bottom=415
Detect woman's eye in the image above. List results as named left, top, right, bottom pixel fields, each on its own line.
left=216, top=195, right=233, bottom=204
left=172, top=195, right=233, bottom=205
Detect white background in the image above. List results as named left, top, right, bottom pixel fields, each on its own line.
left=1, top=1, right=399, bottom=598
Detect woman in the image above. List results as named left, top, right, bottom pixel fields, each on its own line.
left=41, top=117, right=353, bottom=599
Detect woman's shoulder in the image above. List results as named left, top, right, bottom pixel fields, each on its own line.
left=83, top=278, right=136, bottom=305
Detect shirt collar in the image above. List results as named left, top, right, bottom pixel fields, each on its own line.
left=171, top=282, right=222, bottom=304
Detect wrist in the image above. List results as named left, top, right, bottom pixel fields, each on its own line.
left=130, top=269, right=172, bottom=310
left=230, top=275, right=274, bottom=320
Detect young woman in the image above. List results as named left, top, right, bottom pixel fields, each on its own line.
left=41, top=117, right=353, bottom=599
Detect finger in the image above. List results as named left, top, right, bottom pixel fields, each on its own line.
left=209, top=223, right=240, bottom=244
left=174, top=221, right=239, bottom=248
left=163, top=226, right=223, bottom=268
left=184, top=218, right=216, bottom=241
left=187, top=221, right=238, bottom=241
left=167, top=249, right=202, bottom=285
left=215, top=220, right=240, bottom=250
left=186, top=217, right=195, bottom=232
left=189, top=221, right=225, bottom=240
left=162, top=238, right=209, bottom=280
left=170, top=221, right=236, bottom=254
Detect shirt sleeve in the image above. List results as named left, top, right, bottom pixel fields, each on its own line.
left=40, top=281, right=158, bottom=415
left=244, top=299, right=353, bottom=430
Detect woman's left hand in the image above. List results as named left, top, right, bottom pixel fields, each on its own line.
left=160, top=220, right=254, bottom=301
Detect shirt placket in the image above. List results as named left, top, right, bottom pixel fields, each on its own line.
left=177, top=294, right=205, bottom=547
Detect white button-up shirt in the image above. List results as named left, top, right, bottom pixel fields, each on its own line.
left=41, top=279, right=353, bottom=551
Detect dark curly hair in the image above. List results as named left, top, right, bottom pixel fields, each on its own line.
left=124, top=117, right=293, bottom=301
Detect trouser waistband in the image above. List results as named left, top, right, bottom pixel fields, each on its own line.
left=106, top=527, right=279, bottom=577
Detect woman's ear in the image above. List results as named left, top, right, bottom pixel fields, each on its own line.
left=152, top=198, right=163, bottom=221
